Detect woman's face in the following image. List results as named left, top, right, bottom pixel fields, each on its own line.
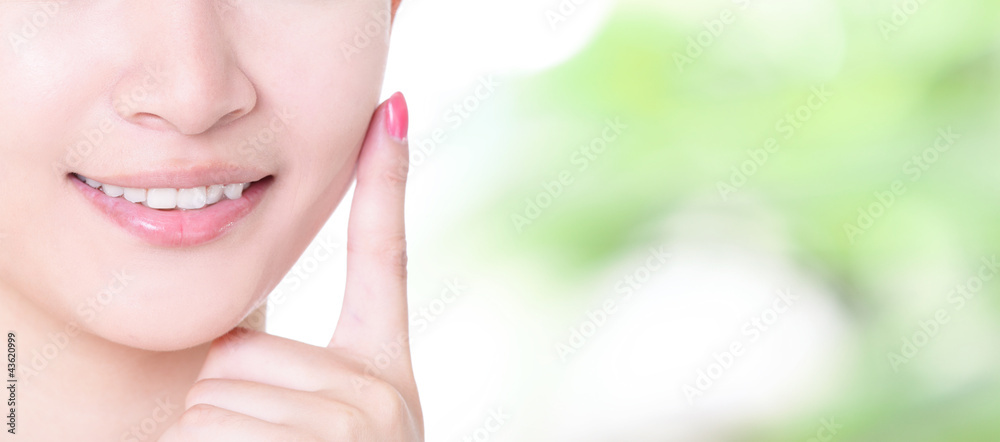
left=0, top=1, right=393, bottom=350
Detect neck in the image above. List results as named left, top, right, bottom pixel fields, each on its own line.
left=2, top=284, right=209, bottom=441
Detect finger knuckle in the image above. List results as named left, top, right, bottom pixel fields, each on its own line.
left=382, top=156, right=410, bottom=188
left=367, top=379, right=407, bottom=423
left=346, top=235, right=409, bottom=276
left=374, top=235, right=408, bottom=276
left=184, top=379, right=224, bottom=409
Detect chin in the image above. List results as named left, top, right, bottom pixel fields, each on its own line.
left=59, top=267, right=267, bottom=352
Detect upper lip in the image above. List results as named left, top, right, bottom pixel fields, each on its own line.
left=72, top=163, right=271, bottom=189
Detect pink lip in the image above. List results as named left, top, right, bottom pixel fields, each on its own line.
left=71, top=175, right=273, bottom=248
left=87, top=165, right=270, bottom=189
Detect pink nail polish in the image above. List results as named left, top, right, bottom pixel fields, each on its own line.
left=385, top=92, right=408, bottom=141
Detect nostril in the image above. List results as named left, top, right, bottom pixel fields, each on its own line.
left=217, top=109, right=249, bottom=127
left=127, top=112, right=178, bottom=132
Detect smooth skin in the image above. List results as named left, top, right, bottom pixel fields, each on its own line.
left=160, top=95, right=421, bottom=441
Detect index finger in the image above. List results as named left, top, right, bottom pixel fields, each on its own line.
left=329, top=92, right=410, bottom=358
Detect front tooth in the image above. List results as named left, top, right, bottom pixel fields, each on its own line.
left=123, top=187, right=146, bottom=203
left=102, top=184, right=125, bottom=198
left=224, top=183, right=243, bottom=200
left=206, top=185, right=225, bottom=205
left=242, top=182, right=251, bottom=190
left=146, top=188, right=178, bottom=209
left=85, top=178, right=102, bottom=189
left=177, top=187, right=208, bottom=210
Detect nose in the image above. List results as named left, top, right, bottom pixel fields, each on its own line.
left=111, top=2, right=257, bottom=135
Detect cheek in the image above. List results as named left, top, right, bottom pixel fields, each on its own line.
left=243, top=8, right=389, bottom=256
left=0, top=8, right=127, bottom=337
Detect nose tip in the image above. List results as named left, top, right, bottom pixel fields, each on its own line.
left=115, top=60, right=257, bottom=135
left=125, top=88, right=256, bottom=135
left=111, top=6, right=257, bottom=135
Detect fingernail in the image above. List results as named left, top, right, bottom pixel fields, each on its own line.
left=385, top=92, right=408, bottom=142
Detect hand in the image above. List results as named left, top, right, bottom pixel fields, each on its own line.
left=158, top=93, right=422, bottom=441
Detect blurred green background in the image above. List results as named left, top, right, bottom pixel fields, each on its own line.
left=274, top=0, right=1000, bottom=440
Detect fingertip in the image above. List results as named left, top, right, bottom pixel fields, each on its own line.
left=360, top=92, right=409, bottom=189
left=385, top=92, right=408, bottom=142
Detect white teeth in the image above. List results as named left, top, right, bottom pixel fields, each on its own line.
left=123, top=187, right=146, bottom=203
left=145, top=188, right=178, bottom=210
left=75, top=174, right=254, bottom=210
left=224, top=183, right=243, bottom=200
left=102, top=184, right=124, bottom=198
left=206, top=184, right=224, bottom=205
left=176, top=187, right=208, bottom=210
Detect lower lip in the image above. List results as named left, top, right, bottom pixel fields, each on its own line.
left=70, top=175, right=273, bottom=248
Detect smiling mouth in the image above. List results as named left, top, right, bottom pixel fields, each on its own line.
left=72, top=172, right=260, bottom=210
left=68, top=170, right=275, bottom=247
